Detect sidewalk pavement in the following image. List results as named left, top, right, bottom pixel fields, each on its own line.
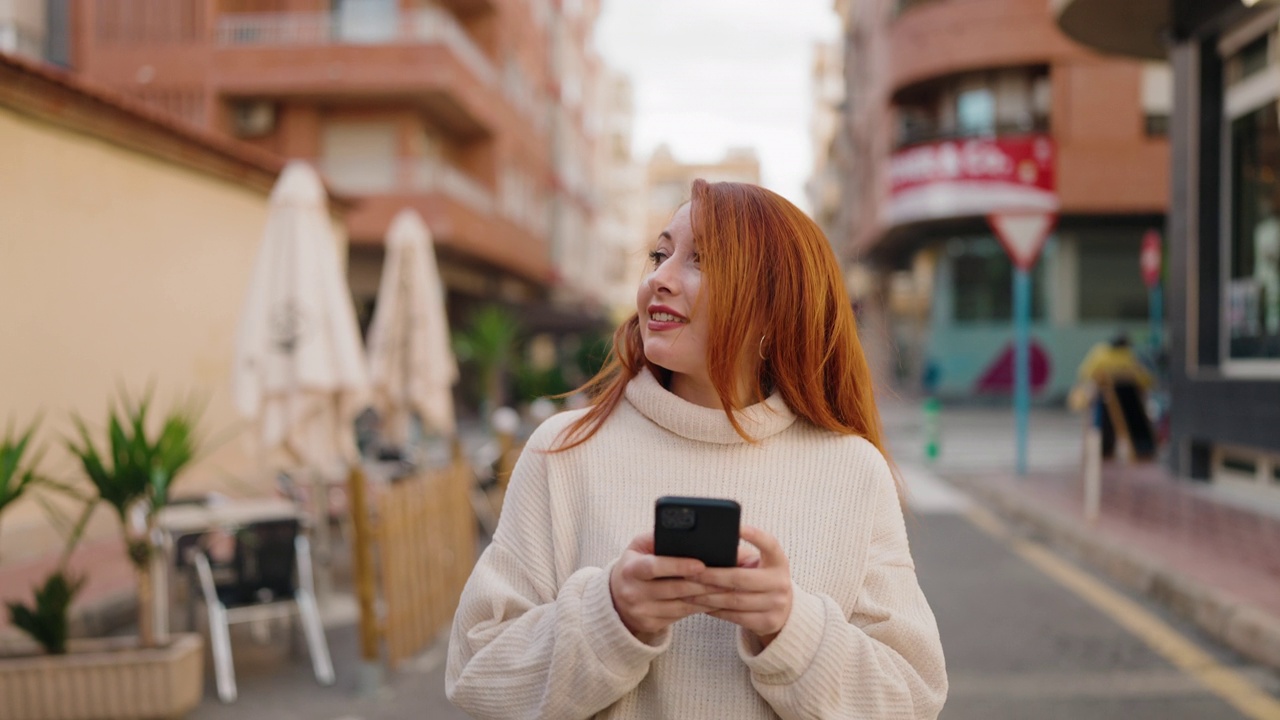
left=941, top=461, right=1280, bottom=672
left=880, top=397, right=1280, bottom=673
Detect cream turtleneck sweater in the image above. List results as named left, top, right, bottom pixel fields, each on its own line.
left=447, top=369, right=948, bottom=719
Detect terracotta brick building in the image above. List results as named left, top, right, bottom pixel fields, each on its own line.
left=56, top=0, right=610, bottom=334
left=835, top=0, right=1171, bottom=400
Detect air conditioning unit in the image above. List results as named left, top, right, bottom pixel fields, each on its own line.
left=231, top=101, right=276, bottom=138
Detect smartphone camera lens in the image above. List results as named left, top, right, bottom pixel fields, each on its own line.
left=660, top=506, right=696, bottom=531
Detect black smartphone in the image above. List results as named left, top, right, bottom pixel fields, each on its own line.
left=654, top=496, right=741, bottom=568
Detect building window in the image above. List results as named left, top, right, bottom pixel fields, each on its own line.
left=895, top=67, right=1050, bottom=148
left=1143, top=63, right=1173, bottom=137
left=320, top=120, right=398, bottom=193
left=956, top=88, right=995, bottom=136
left=949, top=236, right=1046, bottom=323
left=1227, top=102, right=1280, bottom=360
left=1076, top=232, right=1149, bottom=321
left=1224, top=23, right=1280, bottom=364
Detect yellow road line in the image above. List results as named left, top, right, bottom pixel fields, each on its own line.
left=964, top=507, right=1280, bottom=720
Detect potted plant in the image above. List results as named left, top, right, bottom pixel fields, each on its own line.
left=3, top=417, right=95, bottom=657
left=0, top=393, right=207, bottom=720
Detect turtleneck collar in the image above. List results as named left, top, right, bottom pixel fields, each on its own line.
left=623, top=367, right=796, bottom=444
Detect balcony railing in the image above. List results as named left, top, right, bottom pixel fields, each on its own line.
left=893, top=0, right=944, bottom=17
left=895, top=117, right=1050, bottom=150
left=216, top=7, right=495, bottom=87
left=315, top=156, right=495, bottom=214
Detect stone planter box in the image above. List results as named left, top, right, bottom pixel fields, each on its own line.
left=0, top=632, right=204, bottom=720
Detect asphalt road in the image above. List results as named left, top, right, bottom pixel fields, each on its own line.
left=905, top=465, right=1280, bottom=720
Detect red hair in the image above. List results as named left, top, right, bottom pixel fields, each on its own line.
left=554, top=180, right=895, bottom=491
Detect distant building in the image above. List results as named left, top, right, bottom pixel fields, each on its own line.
left=807, top=40, right=845, bottom=246
left=835, top=0, right=1171, bottom=401
left=1055, top=0, right=1280, bottom=486
left=51, top=0, right=614, bottom=337
left=644, top=144, right=761, bottom=248
left=590, top=70, right=646, bottom=321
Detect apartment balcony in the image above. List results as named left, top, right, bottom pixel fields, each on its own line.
left=318, top=157, right=552, bottom=284
left=213, top=7, right=501, bottom=138
left=888, top=0, right=1078, bottom=96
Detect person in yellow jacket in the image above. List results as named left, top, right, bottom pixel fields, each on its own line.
left=1071, top=333, right=1154, bottom=458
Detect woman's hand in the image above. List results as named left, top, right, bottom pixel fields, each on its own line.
left=609, top=532, right=711, bottom=643
left=692, top=525, right=793, bottom=647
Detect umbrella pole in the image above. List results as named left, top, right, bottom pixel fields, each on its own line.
left=310, top=467, right=334, bottom=612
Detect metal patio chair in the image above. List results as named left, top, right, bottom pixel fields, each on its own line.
left=186, top=517, right=335, bottom=703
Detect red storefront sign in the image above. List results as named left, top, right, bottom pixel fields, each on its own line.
left=887, top=134, right=1058, bottom=225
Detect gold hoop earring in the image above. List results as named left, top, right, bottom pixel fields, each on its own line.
left=758, top=334, right=768, bottom=361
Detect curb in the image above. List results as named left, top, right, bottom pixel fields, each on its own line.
left=947, top=474, right=1280, bottom=673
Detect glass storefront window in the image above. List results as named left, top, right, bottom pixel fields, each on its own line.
left=1076, top=231, right=1150, bottom=321
left=1228, top=101, right=1280, bottom=360
left=949, top=236, right=1046, bottom=323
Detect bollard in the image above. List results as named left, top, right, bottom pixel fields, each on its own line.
left=1083, top=426, right=1102, bottom=522
left=923, top=396, right=941, bottom=462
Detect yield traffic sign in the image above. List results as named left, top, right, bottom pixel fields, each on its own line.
left=988, top=211, right=1057, bottom=271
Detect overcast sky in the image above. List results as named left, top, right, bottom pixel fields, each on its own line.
left=593, top=0, right=841, bottom=212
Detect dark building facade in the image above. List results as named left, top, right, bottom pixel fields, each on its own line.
left=1058, top=0, right=1280, bottom=487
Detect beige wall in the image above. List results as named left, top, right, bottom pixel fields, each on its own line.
left=0, top=106, right=346, bottom=562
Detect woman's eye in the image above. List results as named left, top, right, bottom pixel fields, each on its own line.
left=690, top=252, right=701, bottom=264
left=648, top=250, right=668, bottom=266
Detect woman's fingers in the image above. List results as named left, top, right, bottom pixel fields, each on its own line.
left=694, top=567, right=779, bottom=593
left=611, top=534, right=715, bottom=638
left=646, top=578, right=715, bottom=601
left=691, top=590, right=778, bottom=612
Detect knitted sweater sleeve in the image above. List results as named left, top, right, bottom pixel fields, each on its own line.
left=446, top=420, right=668, bottom=719
left=737, top=454, right=949, bottom=719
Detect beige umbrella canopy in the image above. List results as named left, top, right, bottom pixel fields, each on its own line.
left=366, top=208, right=458, bottom=447
left=232, top=160, right=370, bottom=474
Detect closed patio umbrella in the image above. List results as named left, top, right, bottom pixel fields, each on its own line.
left=231, top=161, right=370, bottom=602
left=366, top=209, right=458, bottom=450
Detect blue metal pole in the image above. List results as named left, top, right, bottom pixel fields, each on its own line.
left=1014, top=268, right=1031, bottom=477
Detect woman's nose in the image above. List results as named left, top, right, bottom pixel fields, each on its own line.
left=647, top=262, right=678, bottom=295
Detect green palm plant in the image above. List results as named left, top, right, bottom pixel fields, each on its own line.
left=7, top=571, right=84, bottom=655
left=2, top=417, right=96, bottom=654
left=453, top=305, right=521, bottom=413
left=0, top=418, right=44, bottom=560
left=66, top=389, right=202, bottom=649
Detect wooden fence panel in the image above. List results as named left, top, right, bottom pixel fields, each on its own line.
left=375, top=462, right=477, bottom=669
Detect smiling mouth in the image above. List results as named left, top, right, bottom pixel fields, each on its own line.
left=650, top=311, right=687, bottom=323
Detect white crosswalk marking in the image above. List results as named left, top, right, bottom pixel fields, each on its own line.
left=899, top=462, right=971, bottom=514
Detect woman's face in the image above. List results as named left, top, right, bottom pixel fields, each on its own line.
left=636, top=202, right=713, bottom=400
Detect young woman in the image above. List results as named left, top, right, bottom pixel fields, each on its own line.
left=447, top=180, right=948, bottom=719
